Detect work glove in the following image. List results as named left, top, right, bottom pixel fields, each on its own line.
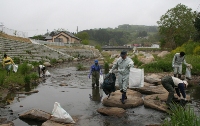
left=127, top=64, right=132, bottom=68
left=100, top=72, right=102, bottom=75
left=184, top=98, right=187, bottom=101
left=88, top=75, right=90, bottom=79
left=109, top=69, right=113, bottom=73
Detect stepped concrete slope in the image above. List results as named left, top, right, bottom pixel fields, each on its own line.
left=0, top=37, right=72, bottom=63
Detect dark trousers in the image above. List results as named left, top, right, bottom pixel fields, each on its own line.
left=161, top=76, right=175, bottom=104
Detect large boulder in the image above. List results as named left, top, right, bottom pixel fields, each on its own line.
left=139, top=53, right=155, bottom=64
left=97, top=107, right=126, bottom=117
left=131, top=85, right=168, bottom=95
left=102, top=89, right=143, bottom=109
left=157, top=51, right=170, bottom=58
left=19, top=109, right=51, bottom=121
left=43, top=62, right=51, bottom=67
left=144, top=74, right=162, bottom=84
left=144, top=93, right=191, bottom=112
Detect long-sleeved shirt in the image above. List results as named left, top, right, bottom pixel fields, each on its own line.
left=172, top=53, right=187, bottom=66
left=89, top=64, right=102, bottom=75
left=111, top=57, right=134, bottom=75
left=2, top=57, right=14, bottom=67
left=171, top=76, right=186, bottom=98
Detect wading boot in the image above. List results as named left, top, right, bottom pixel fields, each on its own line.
left=121, top=93, right=126, bottom=104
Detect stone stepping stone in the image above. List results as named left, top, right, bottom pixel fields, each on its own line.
left=102, top=89, right=143, bottom=109
left=42, top=120, right=74, bottom=126
left=144, top=93, right=191, bottom=112
left=131, top=85, right=168, bottom=95
left=19, top=109, right=51, bottom=121
left=97, top=107, right=125, bottom=117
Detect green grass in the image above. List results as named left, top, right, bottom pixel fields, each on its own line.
left=163, top=104, right=200, bottom=126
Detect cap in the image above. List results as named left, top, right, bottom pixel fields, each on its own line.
left=183, top=80, right=188, bottom=87
left=120, top=50, right=127, bottom=57
left=94, top=59, right=98, bottom=63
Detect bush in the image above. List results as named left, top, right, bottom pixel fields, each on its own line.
left=30, top=73, right=39, bottom=83
left=193, top=46, right=200, bottom=55
left=20, top=63, right=32, bottom=76
left=104, top=62, right=109, bottom=74
left=76, top=63, right=86, bottom=71
left=0, top=72, right=5, bottom=86
left=163, top=104, right=200, bottom=126
left=50, top=58, right=57, bottom=65
left=24, top=75, right=31, bottom=84
left=132, top=55, right=143, bottom=67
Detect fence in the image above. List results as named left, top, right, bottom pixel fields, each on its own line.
left=0, top=26, right=28, bottom=38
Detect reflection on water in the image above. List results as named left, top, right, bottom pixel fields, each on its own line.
left=89, top=87, right=102, bottom=102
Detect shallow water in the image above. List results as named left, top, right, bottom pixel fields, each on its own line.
left=2, top=62, right=199, bottom=126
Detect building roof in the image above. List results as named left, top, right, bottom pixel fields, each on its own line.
left=55, top=31, right=81, bottom=40
left=45, top=36, right=52, bottom=40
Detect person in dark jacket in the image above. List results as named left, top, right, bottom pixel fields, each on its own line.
left=88, top=60, right=102, bottom=88
left=161, top=76, right=188, bottom=106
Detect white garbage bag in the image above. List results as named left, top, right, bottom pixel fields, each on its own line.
left=99, top=75, right=104, bottom=86
left=51, top=102, right=75, bottom=123
left=45, top=70, right=51, bottom=76
left=129, top=68, right=144, bottom=88
left=185, top=67, right=192, bottom=79
left=13, top=64, right=18, bottom=73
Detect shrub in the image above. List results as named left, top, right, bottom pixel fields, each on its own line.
left=24, top=75, right=31, bottom=84
left=104, top=62, right=109, bottom=74
left=30, top=73, right=39, bottom=82
left=76, top=63, right=86, bottom=71
left=20, top=63, right=32, bottom=76
left=50, top=58, right=57, bottom=65
left=163, top=104, right=200, bottom=126
left=0, top=72, right=5, bottom=86
left=193, top=46, right=200, bottom=55
left=132, top=55, right=143, bottom=67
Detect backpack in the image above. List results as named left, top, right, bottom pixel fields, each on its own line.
left=102, top=73, right=116, bottom=99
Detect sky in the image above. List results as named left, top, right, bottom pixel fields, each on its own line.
left=0, top=0, right=200, bottom=37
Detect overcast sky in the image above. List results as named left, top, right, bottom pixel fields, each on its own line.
left=0, top=0, right=200, bottom=37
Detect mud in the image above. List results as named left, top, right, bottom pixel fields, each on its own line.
left=0, top=61, right=199, bottom=126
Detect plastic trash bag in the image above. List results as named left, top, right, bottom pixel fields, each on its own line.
left=99, top=75, right=104, bottom=87
left=129, top=68, right=144, bottom=88
left=13, top=64, right=18, bottom=73
left=45, top=70, right=51, bottom=76
left=185, top=67, right=191, bottom=79
left=51, top=102, right=75, bottom=123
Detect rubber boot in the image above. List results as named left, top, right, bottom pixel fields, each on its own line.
left=174, top=74, right=177, bottom=77
left=121, top=93, right=126, bottom=104
left=178, top=74, right=181, bottom=79
left=124, top=92, right=127, bottom=100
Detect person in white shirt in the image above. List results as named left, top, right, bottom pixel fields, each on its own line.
left=38, top=65, right=45, bottom=78
left=109, top=50, right=134, bottom=104
left=161, top=76, right=188, bottom=106
left=172, top=52, right=190, bottom=79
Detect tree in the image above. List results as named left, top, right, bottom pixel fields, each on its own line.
left=157, top=3, right=196, bottom=49
left=194, top=12, right=200, bottom=41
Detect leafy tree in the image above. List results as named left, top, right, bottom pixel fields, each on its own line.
left=194, top=12, right=200, bottom=41
left=75, top=32, right=89, bottom=40
left=157, top=3, right=196, bottom=49
left=31, top=35, right=45, bottom=40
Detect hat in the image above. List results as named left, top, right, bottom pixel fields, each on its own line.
left=183, top=80, right=188, bottom=87
left=94, top=59, right=98, bottom=63
left=120, top=50, right=127, bottom=57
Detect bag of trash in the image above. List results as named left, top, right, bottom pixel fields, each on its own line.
left=102, top=73, right=116, bottom=98
left=51, top=102, right=75, bottom=124
left=99, top=75, right=104, bottom=87
left=129, top=68, right=144, bottom=88
left=45, top=70, right=51, bottom=76
left=185, top=67, right=192, bottom=80
left=13, top=64, right=18, bottom=73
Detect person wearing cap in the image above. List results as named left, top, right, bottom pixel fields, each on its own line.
left=161, top=75, right=188, bottom=106
left=109, top=50, right=134, bottom=104
left=2, top=54, right=15, bottom=76
left=88, top=59, right=102, bottom=88
left=172, top=51, right=191, bottom=79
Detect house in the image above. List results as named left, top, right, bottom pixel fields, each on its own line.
left=45, top=31, right=81, bottom=43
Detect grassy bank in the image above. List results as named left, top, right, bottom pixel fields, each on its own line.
left=0, top=63, right=39, bottom=88
left=139, top=41, right=200, bottom=75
